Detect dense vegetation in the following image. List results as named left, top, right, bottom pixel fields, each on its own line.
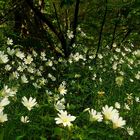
left=0, top=0, right=140, bottom=139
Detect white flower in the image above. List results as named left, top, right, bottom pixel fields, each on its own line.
left=69, top=53, right=84, bottom=62
left=5, top=64, right=12, bottom=71
left=115, top=76, right=124, bottom=86
left=126, top=93, right=133, bottom=101
left=48, top=73, right=56, bottom=81
left=32, top=50, right=38, bottom=57
left=0, top=98, right=10, bottom=112
left=121, top=52, right=126, bottom=56
left=73, top=53, right=84, bottom=62
left=113, top=43, right=117, bottom=48
left=0, top=51, right=9, bottom=64
left=134, top=49, right=140, bottom=58
left=1, top=86, right=17, bottom=97
left=39, top=66, right=44, bottom=71
left=53, top=94, right=60, bottom=101
left=88, top=109, right=103, bottom=122
left=0, top=111, right=8, bottom=123
left=98, top=54, right=103, bottom=59
left=112, top=62, right=118, bottom=70
left=7, top=47, right=15, bottom=55
left=127, top=58, right=134, bottom=65
left=22, top=96, right=37, bottom=111
left=102, top=105, right=119, bottom=121
left=11, top=71, right=19, bottom=79
left=24, top=55, right=33, bottom=64
left=67, top=30, right=74, bottom=39
left=16, top=50, right=25, bottom=59
left=112, top=115, right=126, bottom=129
left=135, top=71, right=140, bottom=80
left=55, top=110, right=76, bottom=127
left=32, top=82, right=41, bottom=89
left=21, top=116, right=30, bottom=123
left=17, top=66, right=24, bottom=72
left=99, top=77, right=102, bottom=82
left=81, top=31, right=86, bottom=37
left=115, top=102, right=120, bottom=109
left=46, top=60, right=53, bottom=66
left=21, top=75, right=28, bottom=83
left=115, top=48, right=121, bottom=52
left=9, top=87, right=17, bottom=97
left=75, top=74, right=81, bottom=78
left=7, top=38, right=13, bottom=45
left=124, top=47, right=131, bottom=52
left=135, top=97, right=140, bottom=103
left=129, top=79, right=134, bottom=82
left=36, top=70, right=42, bottom=76
left=127, top=127, right=134, bottom=136
left=124, top=103, right=130, bottom=110
left=54, top=100, right=65, bottom=111
left=83, top=108, right=90, bottom=112
left=38, top=77, right=46, bottom=86
left=97, top=91, right=105, bottom=97
left=114, top=55, right=118, bottom=60
left=119, top=71, right=124, bottom=76
left=27, top=67, right=34, bottom=73
left=1, top=85, right=11, bottom=97
left=41, top=51, right=46, bottom=57
left=40, top=52, right=47, bottom=61
left=58, top=82, right=67, bottom=96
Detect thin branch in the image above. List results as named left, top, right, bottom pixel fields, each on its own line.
left=110, top=11, right=121, bottom=50
left=0, top=1, right=24, bottom=25
left=25, top=0, right=57, bottom=35
left=25, top=0, right=66, bottom=53
left=121, top=28, right=133, bottom=43
left=53, top=3, right=63, bottom=35
left=65, top=9, right=68, bottom=34
left=70, top=0, right=80, bottom=47
left=94, top=0, right=108, bottom=64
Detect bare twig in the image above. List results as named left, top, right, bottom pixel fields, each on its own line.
left=70, top=0, right=80, bottom=48
left=25, top=0, right=67, bottom=56
left=94, top=0, right=108, bottom=64
left=110, top=11, right=121, bottom=50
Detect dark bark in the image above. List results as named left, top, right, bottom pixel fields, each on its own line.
left=70, top=0, right=80, bottom=49
left=94, top=0, right=108, bottom=64
left=110, top=11, right=121, bottom=50
left=25, top=0, right=67, bottom=57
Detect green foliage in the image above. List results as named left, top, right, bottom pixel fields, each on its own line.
left=0, top=0, right=139, bottom=139
left=0, top=37, right=139, bottom=139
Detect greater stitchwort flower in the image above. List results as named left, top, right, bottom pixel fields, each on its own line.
left=102, top=105, right=119, bottom=121
left=88, top=109, right=103, bottom=122
left=55, top=110, right=76, bottom=127
left=0, top=51, right=9, bottom=64
left=111, top=115, right=126, bottom=129
left=0, top=98, right=10, bottom=112
left=58, top=82, right=67, bottom=96
left=127, top=127, right=134, bottom=136
left=22, top=96, right=37, bottom=111
left=0, top=111, right=8, bottom=123
left=7, top=38, right=13, bottom=45
left=21, top=116, right=30, bottom=123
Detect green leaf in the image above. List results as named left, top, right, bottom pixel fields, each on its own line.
left=40, top=136, right=47, bottom=140
left=0, top=129, right=4, bottom=140
left=60, top=0, right=74, bottom=7
left=16, top=135, right=25, bottom=140
left=54, top=127, right=63, bottom=136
